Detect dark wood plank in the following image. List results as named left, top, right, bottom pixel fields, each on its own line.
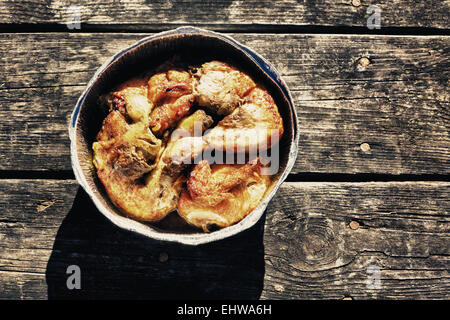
left=0, top=33, right=448, bottom=174
left=0, top=180, right=448, bottom=299
left=0, top=0, right=448, bottom=29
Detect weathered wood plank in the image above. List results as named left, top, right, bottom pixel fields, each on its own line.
left=0, top=0, right=448, bottom=29
left=0, top=33, right=448, bottom=174
left=262, top=181, right=450, bottom=299
left=0, top=180, right=448, bottom=299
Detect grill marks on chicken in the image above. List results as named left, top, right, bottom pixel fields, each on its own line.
left=93, top=60, right=284, bottom=230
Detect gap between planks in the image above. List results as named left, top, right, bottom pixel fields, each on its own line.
left=0, top=23, right=449, bottom=36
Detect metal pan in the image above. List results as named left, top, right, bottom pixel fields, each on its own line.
left=69, top=26, right=299, bottom=245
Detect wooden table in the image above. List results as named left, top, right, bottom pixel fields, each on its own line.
left=0, top=1, right=449, bottom=300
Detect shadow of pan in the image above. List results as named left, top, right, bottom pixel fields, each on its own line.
left=45, top=187, right=265, bottom=299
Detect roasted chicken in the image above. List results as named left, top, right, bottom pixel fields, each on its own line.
left=99, top=77, right=152, bottom=123
left=92, top=110, right=211, bottom=222
left=148, top=69, right=196, bottom=136
left=161, top=109, right=213, bottom=167
left=204, top=87, right=284, bottom=152
left=195, top=61, right=256, bottom=115
left=93, top=60, right=284, bottom=231
left=177, top=159, right=270, bottom=232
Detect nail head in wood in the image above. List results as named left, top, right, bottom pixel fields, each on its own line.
left=360, top=143, right=371, bottom=153
left=349, top=221, right=360, bottom=230
left=359, top=57, right=371, bottom=67
left=352, top=0, right=361, bottom=7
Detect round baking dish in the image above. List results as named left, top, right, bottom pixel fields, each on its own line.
left=69, top=26, right=299, bottom=245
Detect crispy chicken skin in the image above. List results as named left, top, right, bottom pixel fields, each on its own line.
left=148, top=70, right=196, bottom=136
left=187, top=159, right=261, bottom=206
left=99, top=77, right=152, bottom=123
left=204, top=87, right=284, bottom=152
left=96, top=110, right=129, bottom=142
left=195, top=61, right=256, bottom=115
left=177, top=159, right=270, bottom=232
left=95, top=101, right=161, bottom=181
left=93, top=141, right=185, bottom=221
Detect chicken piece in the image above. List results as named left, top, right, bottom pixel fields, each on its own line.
left=94, top=110, right=161, bottom=180
left=111, top=127, right=161, bottom=180
left=148, top=70, right=196, bottom=136
left=175, top=109, right=214, bottom=136
left=99, top=77, right=152, bottom=123
left=93, top=118, right=162, bottom=181
left=93, top=140, right=184, bottom=221
left=195, top=61, right=256, bottom=115
left=161, top=85, right=284, bottom=167
left=177, top=159, right=270, bottom=232
left=162, top=137, right=206, bottom=168
left=92, top=111, right=211, bottom=222
left=96, top=110, right=130, bottom=142
left=186, top=159, right=261, bottom=206
left=162, top=110, right=213, bottom=167
left=149, top=94, right=195, bottom=136
left=204, top=87, right=284, bottom=152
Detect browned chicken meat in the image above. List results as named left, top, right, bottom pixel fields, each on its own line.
left=95, top=110, right=129, bottom=142
left=195, top=61, right=256, bottom=115
left=186, top=159, right=261, bottom=206
left=92, top=110, right=211, bottom=222
left=95, top=120, right=161, bottom=181
left=99, top=77, right=152, bottom=123
left=148, top=69, right=196, bottom=136
left=93, top=60, right=284, bottom=231
left=204, top=87, right=284, bottom=152
left=162, top=110, right=213, bottom=167
left=162, top=86, right=284, bottom=166
left=177, top=159, right=270, bottom=232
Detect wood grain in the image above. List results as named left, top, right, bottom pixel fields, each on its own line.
left=0, top=33, right=448, bottom=174
left=0, top=180, right=448, bottom=299
left=0, top=0, right=448, bottom=30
